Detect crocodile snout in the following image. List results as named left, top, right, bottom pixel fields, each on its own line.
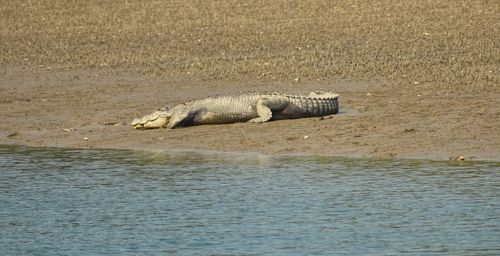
left=131, top=115, right=168, bottom=129
left=131, top=118, right=144, bottom=129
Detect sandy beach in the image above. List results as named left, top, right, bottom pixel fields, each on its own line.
left=1, top=0, right=499, bottom=161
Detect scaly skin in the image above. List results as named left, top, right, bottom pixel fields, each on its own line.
left=131, top=91, right=339, bottom=129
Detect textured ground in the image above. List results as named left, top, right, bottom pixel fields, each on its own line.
left=1, top=0, right=499, bottom=160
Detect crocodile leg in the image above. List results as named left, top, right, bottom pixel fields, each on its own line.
left=167, top=110, right=194, bottom=128
left=248, top=98, right=274, bottom=123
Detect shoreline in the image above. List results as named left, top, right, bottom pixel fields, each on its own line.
left=2, top=142, right=499, bottom=163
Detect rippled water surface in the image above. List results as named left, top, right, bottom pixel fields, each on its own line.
left=1, top=145, right=499, bottom=255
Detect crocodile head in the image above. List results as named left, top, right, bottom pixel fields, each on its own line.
left=131, top=108, right=170, bottom=129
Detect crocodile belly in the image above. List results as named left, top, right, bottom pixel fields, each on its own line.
left=192, top=107, right=257, bottom=124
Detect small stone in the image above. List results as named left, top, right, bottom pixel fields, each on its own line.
left=63, top=128, right=72, bottom=132
left=83, top=137, right=89, bottom=141
left=366, top=93, right=371, bottom=96
left=303, top=135, right=309, bottom=139
left=294, top=78, right=300, bottom=82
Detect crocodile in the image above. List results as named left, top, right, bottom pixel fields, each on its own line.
left=131, top=91, right=339, bottom=129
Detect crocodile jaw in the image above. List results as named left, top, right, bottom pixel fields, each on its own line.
left=131, top=111, right=169, bottom=129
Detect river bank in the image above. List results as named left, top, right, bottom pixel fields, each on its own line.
left=1, top=1, right=498, bottom=161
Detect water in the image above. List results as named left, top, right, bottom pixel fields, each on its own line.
left=0, top=145, right=499, bottom=255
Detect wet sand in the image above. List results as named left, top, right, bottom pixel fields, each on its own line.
left=1, top=66, right=498, bottom=161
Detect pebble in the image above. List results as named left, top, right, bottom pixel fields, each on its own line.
left=83, top=137, right=89, bottom=141
left=450, top=156, right=465, bottom=161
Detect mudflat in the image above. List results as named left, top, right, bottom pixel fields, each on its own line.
left=1, top=0, right=499, bottom=160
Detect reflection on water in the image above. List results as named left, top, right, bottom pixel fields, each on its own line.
left=0, top=145, right=499, bottom=255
